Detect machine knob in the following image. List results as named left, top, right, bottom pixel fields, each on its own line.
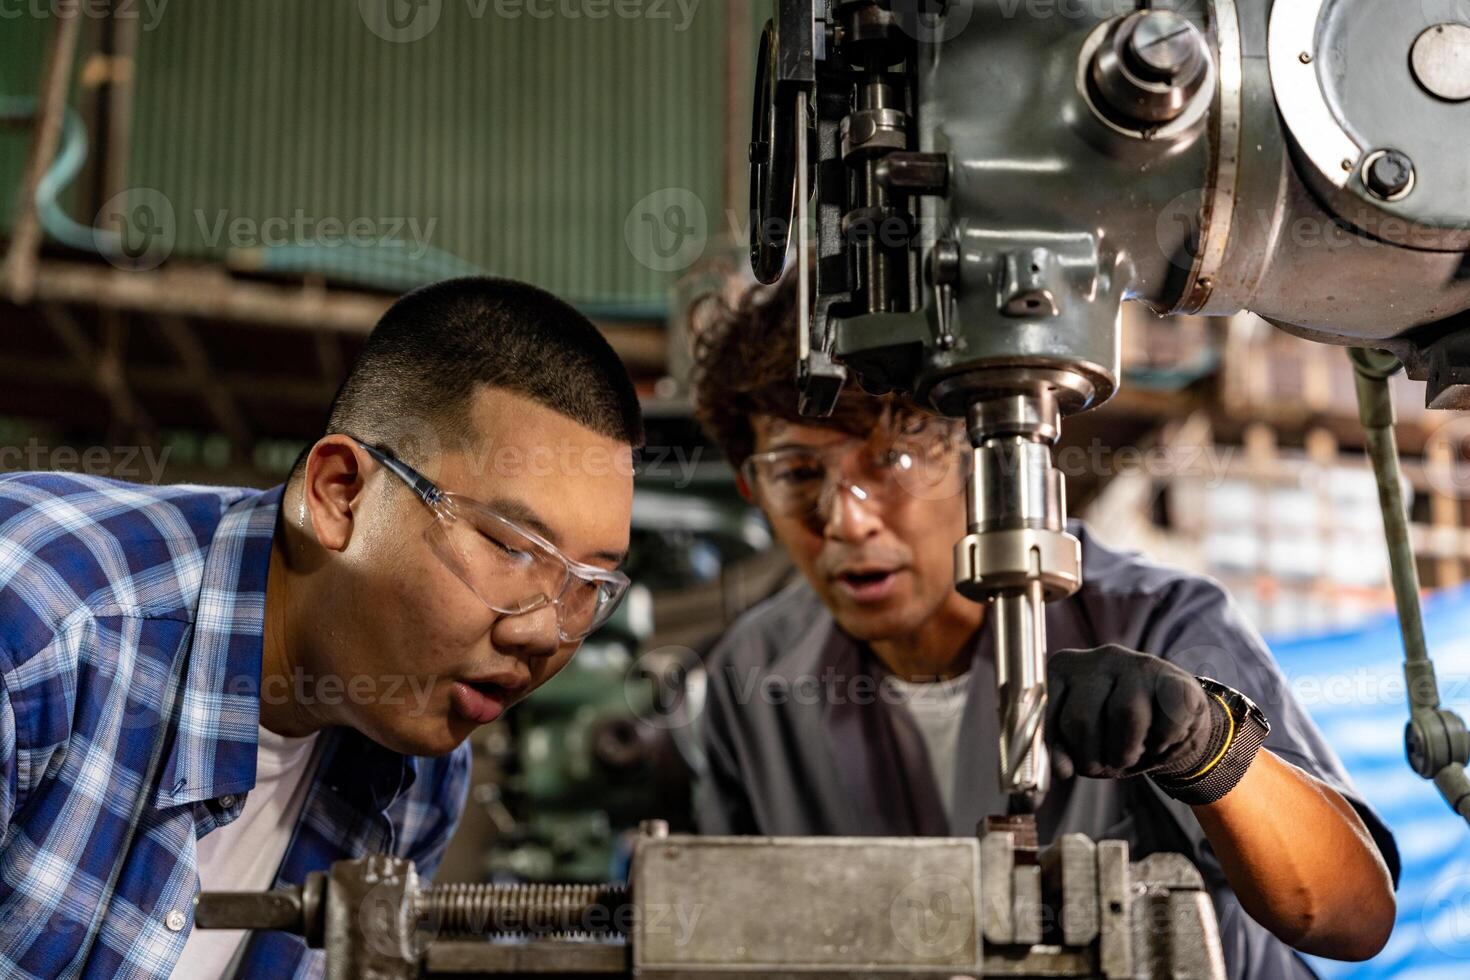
left=1364, top=149, right=1416, bottom=200
left=1091, top=10, right=1210, bottom=126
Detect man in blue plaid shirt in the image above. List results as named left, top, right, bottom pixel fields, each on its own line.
left=0, top=277, right=644, bottom=979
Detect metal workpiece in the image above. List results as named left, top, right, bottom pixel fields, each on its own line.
left=197, top=833, right=1225, bottom=979
left=632, top=835, right=984, bottom=975
left=1040, top=834, right=1099, bottom=948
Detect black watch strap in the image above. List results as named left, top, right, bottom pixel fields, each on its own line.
left=1151, top=676, right=1271, bottom=806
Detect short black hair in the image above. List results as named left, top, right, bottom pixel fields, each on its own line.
left=308, top=276, right=643, bottom=472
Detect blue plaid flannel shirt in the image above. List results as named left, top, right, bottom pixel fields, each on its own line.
left=0, top=472, right=471, bottom=979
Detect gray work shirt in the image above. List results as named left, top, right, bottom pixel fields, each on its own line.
left=694, top=523, right=1400, bottom=980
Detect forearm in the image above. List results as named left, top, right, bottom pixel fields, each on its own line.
left=1191, top=749, right=1395, bottom=960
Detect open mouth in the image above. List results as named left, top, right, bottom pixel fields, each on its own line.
left=840, top=569, right=893, bottom=586
left=451, top=679, right=518, bottom=724
left=834, top=568, right=901, bottom=601
left=467, top=679, right=510, bottom=700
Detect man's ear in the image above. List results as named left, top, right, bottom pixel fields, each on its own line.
left=302, top=436, right=370, bottom=552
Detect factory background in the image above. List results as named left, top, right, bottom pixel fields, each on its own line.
left=2, top=2, right=1468, bottom=976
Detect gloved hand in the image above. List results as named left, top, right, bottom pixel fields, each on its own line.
left=1045, top=644, right=1227, bottom=782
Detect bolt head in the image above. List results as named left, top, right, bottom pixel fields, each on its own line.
left=1407, top=720, right=1429, bottom=775
left=1126, top=10, right=1204, bottom=79
left=1366, top=150, right=1414, bottom=199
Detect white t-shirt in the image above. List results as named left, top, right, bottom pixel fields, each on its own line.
left=887, top=673, right=972, bottom=820
left=172, top=725, right=321, bottom=979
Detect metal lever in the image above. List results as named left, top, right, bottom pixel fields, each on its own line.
left=1349, top=347, right=1470, bottom=823
left=928, top=240, right=958, bottom=351
left=195, top=887, right=307, bottom=932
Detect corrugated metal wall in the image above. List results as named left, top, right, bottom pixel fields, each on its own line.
left=130, top=0, right=729, bottom=313
left=0, top=17, right=56, bottom=228
left=4, top=0, right=737, bottom=314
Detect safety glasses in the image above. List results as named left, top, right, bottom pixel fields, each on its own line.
left=741, top=409, right=965, bottom=523
left=355, top=440, right=631, bottom=643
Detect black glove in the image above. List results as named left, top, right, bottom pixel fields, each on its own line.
left=1045, top=645, right=1227, bottom=782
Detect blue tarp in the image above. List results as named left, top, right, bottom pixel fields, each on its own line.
left=1270, top=587, right=1470, bottom=978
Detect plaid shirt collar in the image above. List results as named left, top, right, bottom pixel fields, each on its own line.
left=153, top=486, right=280, bottom=808
left=150, top=487, right=416, bottom=814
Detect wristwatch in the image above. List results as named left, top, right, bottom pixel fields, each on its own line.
left=1151, top=676, right=1271, bottom=806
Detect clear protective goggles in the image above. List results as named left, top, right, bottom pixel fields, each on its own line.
left=357, top=441, right=630, bottom=643
left=740, top=408, right=966, bottom=524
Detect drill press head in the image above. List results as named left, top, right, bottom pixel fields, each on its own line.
left=748, top=0, right=1470, bottom=806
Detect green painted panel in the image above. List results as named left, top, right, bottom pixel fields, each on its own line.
left=124, top=0, right=733, bottom=313
left=0, top=15, right=61, bottom=228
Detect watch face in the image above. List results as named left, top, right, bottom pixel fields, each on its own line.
left=1199, top=677, right=1269, bottom=730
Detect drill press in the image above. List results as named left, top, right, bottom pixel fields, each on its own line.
left=748, top=0, right=1470, bottom=817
